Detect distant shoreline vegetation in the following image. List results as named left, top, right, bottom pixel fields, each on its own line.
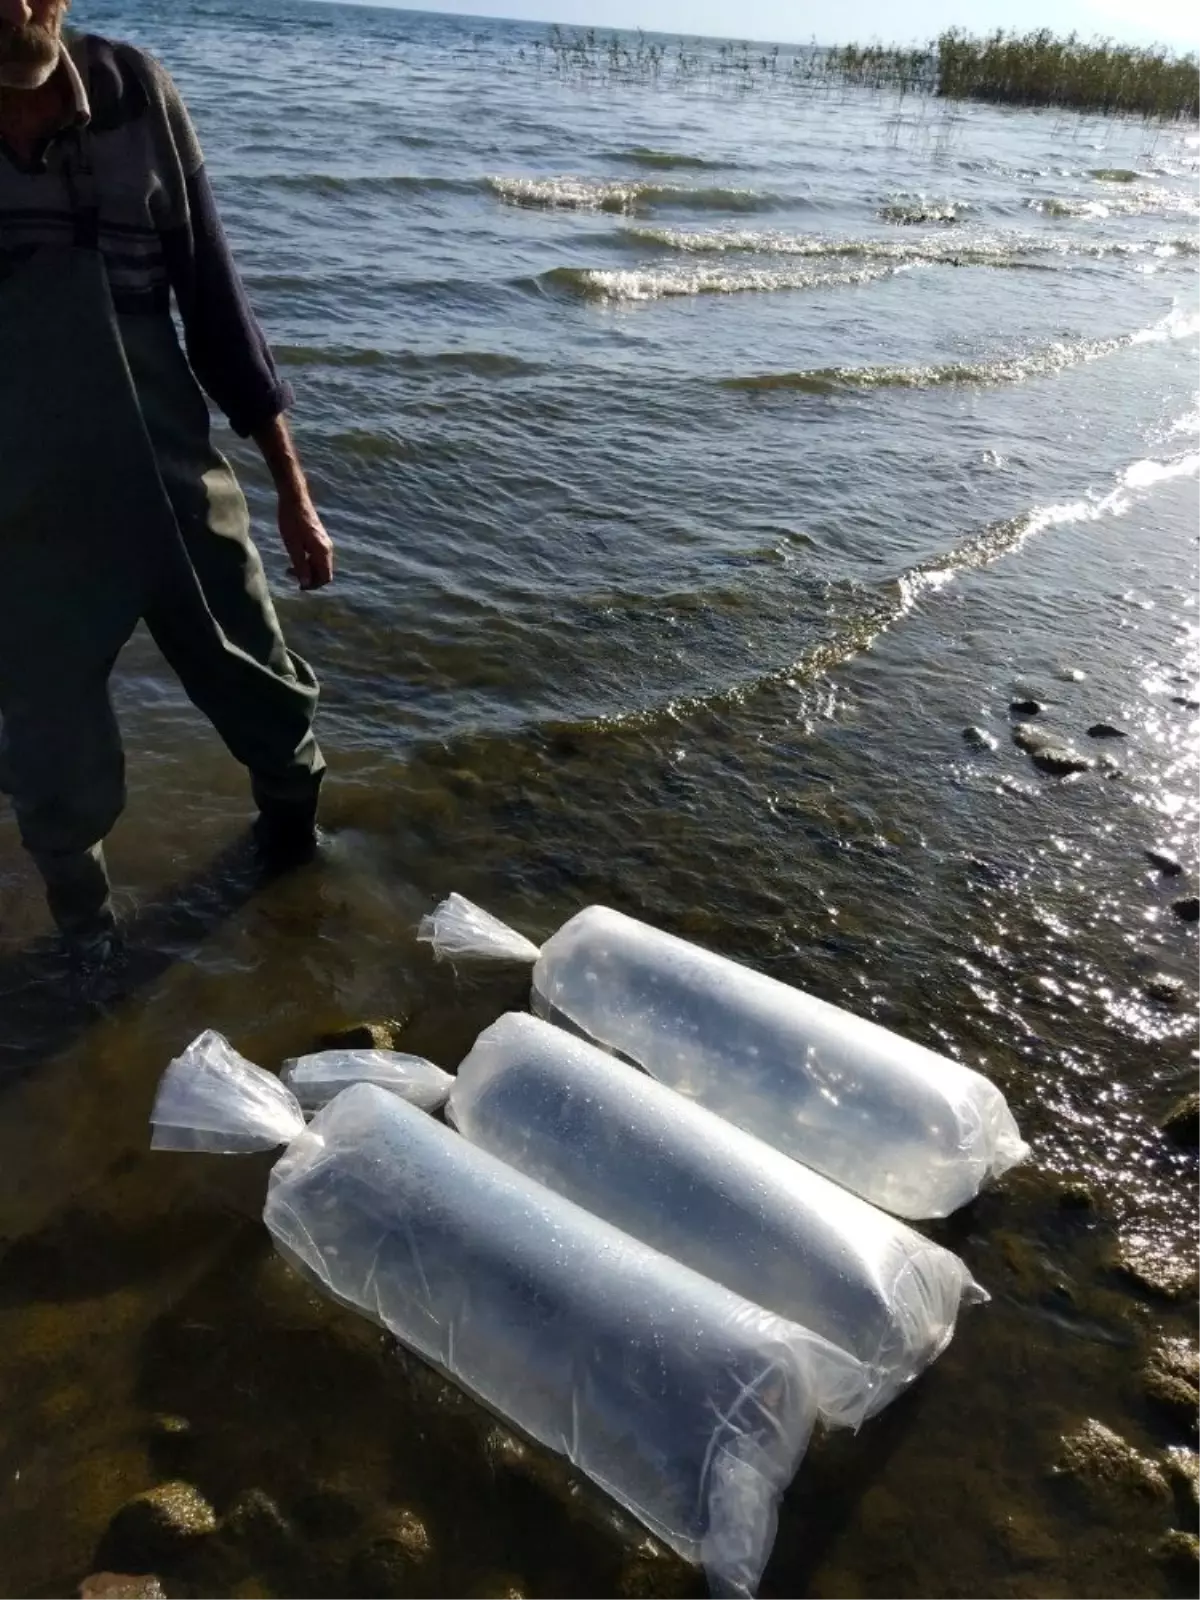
left=530, top=27, right=1199, bottom=121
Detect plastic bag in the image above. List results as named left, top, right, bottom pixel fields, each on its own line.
left=150, top=1030, right=305, bottom=1153
left=449, top=1013, right=985, bottom=1419
left=280, top=1050, right=452, bottom=1114
left=418, top=898, right=1028, bottom=1219
left=150, top=1045, right=859, bottom=1595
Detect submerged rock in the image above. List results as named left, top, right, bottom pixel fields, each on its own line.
left=1171, top=896, right=1199, bottom=923
left=293, top=1484, right=365, bottom=1539
left=1116, top=1239, right=1199, bottom=1304
left=1010, top=697, right=1043, bottom=716
left=467, top=1577, right=526, bottom=1600
left=1146, top=847, right=1184, bottom=876
left=223, top=1490, right=294, bottom=1562
left=377, top=1510, right=431, bottom=1563
left=1098, top=753, right=1124, bottom=779
left=1056, top=1419, right=1171, bottom=1503
left=1163, top=1446, right=1199, bottom=1512
left=103, top=1482, right=217, bottom=1566
left=1032, top=745, right=1094, bottom=776
left=991, top=1506, right=1060, bottom=1566
left=615, top=1540, right=698, bottom=1598
left=1171, top=696, right=1200, bottom=711
left=1155, top=1529, right=1199, bottom=1581
left=1010, top=722, right=1094, bottom=773
left=1087, top=722, right=1127, bottom=739
left=348, top=1514, right=431, bottom=1600
left=316, top=1018, right=411, bottom=1052
left=1057, top=1181, right=1095, bottom=1212
left=1142, top=1340, right=1199, bottom=1437
left=78, top=1577, right=165, bottom=1600
left=1161, top=1093, right=1199, bottom=1149
left=1012, top=722, right=1056, bottom=753
left=962, top=725, right=999, bottom=752
left=1144, top=973, right=1185, bottom=1005
left=148, top=1415, right=191, bottom=1441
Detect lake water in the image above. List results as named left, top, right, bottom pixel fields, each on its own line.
left=0, top=2, right=1197, bottom=1596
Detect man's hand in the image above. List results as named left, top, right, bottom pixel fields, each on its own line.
left=278, top=489, right=334, bottom=591
left=253, top=414, right=334, bottom=591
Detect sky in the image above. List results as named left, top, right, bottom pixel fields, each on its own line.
left=331, top=0, right=1200, bottom=50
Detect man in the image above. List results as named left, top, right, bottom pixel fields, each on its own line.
left=0, top=0, right=333, bottom=954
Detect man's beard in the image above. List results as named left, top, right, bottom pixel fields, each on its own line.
left=0, top=3, right=70, bottom=91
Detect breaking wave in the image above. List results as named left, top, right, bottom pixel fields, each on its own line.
left=487, top=174, right=784, bottom=213
left=536, top=261, right=901, bottom=301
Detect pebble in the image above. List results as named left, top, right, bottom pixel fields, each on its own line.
left=1172, top=696, right=1200, bottom=711
left=1145, top=847, right=1184, bottom=876
left=1171, top=896, right=1199, bottom=923
left=962, top=725, right=999, bottom=752
left=1009, top=697, right=1043, bottom=716
left=1086, top=722, right=1126, bottom=739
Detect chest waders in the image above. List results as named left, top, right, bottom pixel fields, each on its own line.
left=0, top=121, right=324, bottom=938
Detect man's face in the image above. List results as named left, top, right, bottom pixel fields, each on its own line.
left=0, top=0, right=70, bottom=92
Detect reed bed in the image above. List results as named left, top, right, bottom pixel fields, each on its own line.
left=528, top=26, right=1198, bottom=121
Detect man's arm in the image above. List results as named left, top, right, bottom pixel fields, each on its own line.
left=148, top=68, right=334, bottom=590
left=253, top=413, right=334, bottom=590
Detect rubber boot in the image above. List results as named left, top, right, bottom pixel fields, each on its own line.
left=251, top=774, right=322, bottom=871
left=32, top=842, right=118, bottom=954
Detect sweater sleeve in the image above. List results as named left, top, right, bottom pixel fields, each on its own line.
left=134, top=51, right=293, bottom=436
left=160, top=162, right=294, bottom=437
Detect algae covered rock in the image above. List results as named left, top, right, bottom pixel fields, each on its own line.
left=316, top=1018, right=411, bottom=1052
left=1115, top=1237, right=1199, bottom=1303
left=348, top=1510, right=432, bottom=1598
left=1163, top=1446, right=1199, bottom=1513
left=615, top=1543, right=700, bottom=1598
left=1144, top=973, right=1185, bottom=1005
left=1155, top=1529, right=1198, bottom=1583
left=293, top=1482, right=366, bottom=1539
left=102, top=1481, right=217, bottom=1566
left=223, top=1489, right=294, bottom=1562
left=1055, top=1419, right=1170, bottom=1505
left=1161, top=1093, right=1199, bottom=1149
left=78, top=1577, right=165, bottom=1600
left=467, top=1576, right=526, bottom=1599
left=1057, top=1180, right=1095, bottom=1212
left=1142, top=1339, right=1199, bottom=1437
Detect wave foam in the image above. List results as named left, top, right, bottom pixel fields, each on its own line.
left=538, top=261, right=900, bottom=302
left=487, top=175, right=780, bottom=214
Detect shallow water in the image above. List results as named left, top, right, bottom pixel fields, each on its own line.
left=0, top=3, right=1197, bottom=1596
